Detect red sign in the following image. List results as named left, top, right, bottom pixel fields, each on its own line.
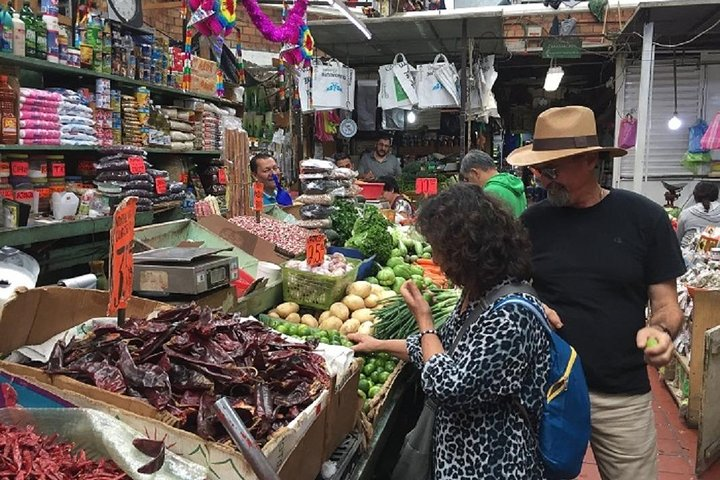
left=51, top=163, right=66, bottom=177
left=155, top=177, right=167, bottom=194
left=128, top=156, right=146, bottom=175
left=107, top=197, right=138, bottom=316
left=306, top=234, right=327, bottom=267
left=14, top=190, right=34, bottom=201
left=218, top=168, right=227, bottom=185
left=11, top=162, right=28, bottom=177
left=253, top=182, right=264, bottom=212
left=415, top=177, right=438, bottom=196
left=0, top=189, right=12, bottom=200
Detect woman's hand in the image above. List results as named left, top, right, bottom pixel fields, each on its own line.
left=400, top=281, right=433, bottom=330
left=347, top=333, right=382, bottom=354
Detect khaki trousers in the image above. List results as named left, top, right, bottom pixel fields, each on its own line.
left=588, top=391, right=658, bottom=480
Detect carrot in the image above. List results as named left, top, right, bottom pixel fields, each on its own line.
left=416, top=259, right=437, bottom=267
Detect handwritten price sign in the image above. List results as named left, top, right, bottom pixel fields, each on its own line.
left=306, top=234, right=327, bottom=267
left=128, top=156, right=146, bottom=175
left=155, top=177, right=167, bottom=194
left=218, top=168, right=227, bottom=185
left=253, top=182, right=264, bottom=212
left=415, top=177, right=438, bottom=196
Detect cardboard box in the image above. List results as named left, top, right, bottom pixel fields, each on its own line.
left=324, top=358, right=362, bottom=459
left=0, top=365, right=328, bottom=480
left=199, top=215, right=292, bottom=264
left=0, top=287, right=333, bottom=480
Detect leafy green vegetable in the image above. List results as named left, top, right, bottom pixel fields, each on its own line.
left=345, top=206, right=393, bottom=264
left=331, top=199, right=359, bottom=246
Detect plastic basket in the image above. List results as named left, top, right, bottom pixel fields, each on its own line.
left=281, top=259, right=360, bottom=310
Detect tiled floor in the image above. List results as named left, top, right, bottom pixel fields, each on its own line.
left=578, top=368, right=720, bottom=480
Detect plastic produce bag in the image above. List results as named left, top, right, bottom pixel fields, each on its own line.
left=312, top=59, right=355, bottom=111
left=297, top=66, right=313, bottom=113
left=378, top=53, right=418, bottom=110
left=617, top=114, right=637, bottom=149
left=416, top=54, right=460, bottom=109
left=700, top=112, right=720, bottom=151
left=300, top=204, right=334, bottom=220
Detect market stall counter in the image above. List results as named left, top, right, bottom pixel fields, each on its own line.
left=0, top=287, right=360, bottom=480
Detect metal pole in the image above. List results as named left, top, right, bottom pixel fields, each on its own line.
left=633, top=21, right=654, bottom=195
left=460, top=19, right=468, bottom=156
left=612, top=52, right=626, bottom=189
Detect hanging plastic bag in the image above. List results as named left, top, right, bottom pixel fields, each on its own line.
left=378, top=53, right=417, bottom=110
left=296, top=66, right=313, bottom=113
left=617, top=114, right=637, bottom=149
left=689, top=119, right=709, bottom=153
left=312, top=59, right=355, bottom=111
left=416, top=54, right=460, bottom=109
left=700, top=112, right=720, bottom=151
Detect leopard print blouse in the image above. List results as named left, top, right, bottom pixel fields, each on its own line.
left=406, top=291, right=551, bottom=480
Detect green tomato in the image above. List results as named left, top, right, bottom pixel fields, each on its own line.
left=370, top=371, right=382, bottom=384
left=384, top=360, right=397, bottom=373
left=358, top=389, right=367, bottom=401
left=297, top=325, right=311, bottom=337
left=421, top=252, right=432, bottom=259
left=378, top=371, right=391, bottom=384
left=362, top=363, right=376, bottom=377
left=276, top=324, right=289, bottom=334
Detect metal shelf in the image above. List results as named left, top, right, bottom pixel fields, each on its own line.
left=0, top=52, right=242, bottom=108
left=0, top=211, right=154, bottom=247
left=0, top=145, right=221, bottom=156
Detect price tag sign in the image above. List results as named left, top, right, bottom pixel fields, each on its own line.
left=0, top=189, right=12, bottom=200
left=415, top=177, right=438, bottom=196
left=14, top=190, right=34, bottom=202
left=128, top=156, right=146, bottom=175
left=51, top=163, right=65, bottom=177
left=218, top=168, right=227, bottom=185
left=253, top=181, right=264, bottom=212
left=155, top=177, right=167, bottom=194
left=180, top=172, right=189, bottom=184
left=306, top=234, right=327, bottom=267
left=108, top=196, right=138, bottom=317
left=11, top=162, right=29, bottom=177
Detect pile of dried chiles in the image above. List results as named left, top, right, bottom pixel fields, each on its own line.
left=39, top=305, right=331, bottom=445
left=0, top=422, right=129, bottom=479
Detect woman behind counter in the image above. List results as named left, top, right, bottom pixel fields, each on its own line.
left=349, top=183, right=550, bottom=479
left=677, top=181, right=720, bottom=247
left=379, top=176, right=415, bottom=225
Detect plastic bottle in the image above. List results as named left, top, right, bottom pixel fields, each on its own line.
left=12, top=13, right=24, bottom=56
left=57, top=23, right=66, bottom=63
left=0, top=75, right=18, bottom=144
left=34, top=13, right=46, bottom=60
left=42, top=13, right=56, bottom=62
left=182, top=187, right=196, bottom=215
left=19, top=0, right=34, bottom=58
left=0, top=7, right=12, bottom=53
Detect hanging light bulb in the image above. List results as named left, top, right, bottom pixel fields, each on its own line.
left=543, top=66, right=564, bottom=92
left=407, top=111, right=417, bottom=124
left=668, top=53, right=682, bottom=131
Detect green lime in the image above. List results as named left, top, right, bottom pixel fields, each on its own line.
left=358, top=389, right=367, bottom=401
left=362, top=363, right=376, bottom=377
left=370, top=371, right=382, bottom=384
left=376, top=352, right=390, bottom=361
left=287, top=325, right=299, bottom=337
left=358, top=379, right=370, bottom=393
left=378, top=371, right=390, bottom=384
left=384, top=361, right=397, bottom=373
left=368, top=386, right=382, bottom=399
left=341, top=339, right=354, bottom=348
left=276, top=324, right=289, bottom=334
left=296, top=325, right=310, bottom=336
left=359, top=373, right=367, bottom=382
left=645, top=337, right=659, bottom=349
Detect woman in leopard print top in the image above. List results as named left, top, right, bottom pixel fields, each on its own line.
left=350, top=183, right=551, bottom=479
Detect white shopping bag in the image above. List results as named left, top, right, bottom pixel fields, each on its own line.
left=297, top=66, right=313, bottom=113
left=312, top=59, right=355, bottom=111
left=416, top=54, right=461, bottom=109
left=378, top=53, right=417, bottom=110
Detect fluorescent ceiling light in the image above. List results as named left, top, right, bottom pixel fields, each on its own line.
left=543, top=66, right=564, bottom=92
left=326, top=0, right=372, bottom=39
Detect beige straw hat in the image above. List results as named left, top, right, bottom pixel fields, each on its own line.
left=506, top=106, right=628, bottom=167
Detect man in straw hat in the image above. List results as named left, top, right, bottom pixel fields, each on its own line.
left=509, top=106, right=686, bottom=480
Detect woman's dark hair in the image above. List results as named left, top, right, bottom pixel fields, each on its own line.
left=416, top=183, right=532, bottom=298
left=380, top=176, right=400, bottom=193
left=693, top=181, right=719, bottom=212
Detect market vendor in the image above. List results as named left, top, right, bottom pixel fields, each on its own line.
left=250, top=152, right=296, bottom=223
left=333, top=152, right=355, bottom=171
left=677, top=181, right=720, bottom=247
left=460, top=149, right=527, bottom=216
left=379, top=176, right=414, bottom=225
left=358, top=135, right=402, bottom=181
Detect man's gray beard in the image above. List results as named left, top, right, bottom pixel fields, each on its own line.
left=546, top=183, right=572, bottom=207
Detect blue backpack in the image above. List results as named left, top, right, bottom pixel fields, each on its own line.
left=493, top=291, right=591, bottom=480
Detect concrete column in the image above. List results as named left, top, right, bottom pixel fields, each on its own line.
left=633, top=21, right=655, bottom=194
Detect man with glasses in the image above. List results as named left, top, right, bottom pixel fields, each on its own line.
left=358, top=135, right=401, bottom=181
left=508, top=106, right=685, bottom=480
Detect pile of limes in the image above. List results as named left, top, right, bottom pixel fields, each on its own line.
left=260, top=315, right=399, bottom=413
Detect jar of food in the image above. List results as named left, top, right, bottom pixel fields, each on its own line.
left=49, top=178, right=66, bottom=195
left=29, top=155, right=48, bottom=184
left=13, top=184, right=35, bottom=206
left=34, top=182, right=51, bottom=214
left=0, top=183, right=13, bottom=200
left=47, top=155, right=66, bottom=179
left=7, top=154, right=30, bottom=187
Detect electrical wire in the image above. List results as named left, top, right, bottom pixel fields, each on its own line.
left=631, top=17, right=720, bottom=49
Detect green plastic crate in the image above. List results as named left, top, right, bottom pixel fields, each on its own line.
left=281, top=259, right=360, bottom=310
